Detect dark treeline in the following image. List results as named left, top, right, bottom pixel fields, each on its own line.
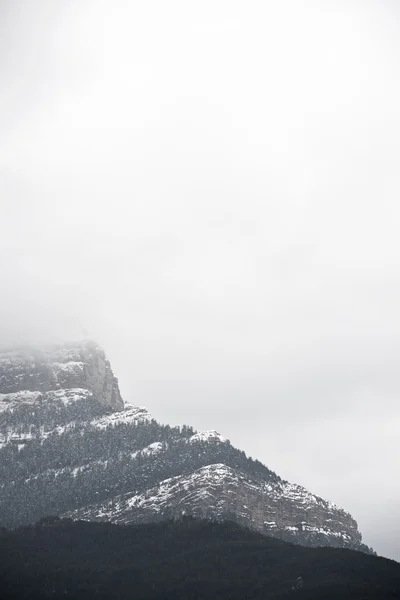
left=0, top=517, right=399, bottom=600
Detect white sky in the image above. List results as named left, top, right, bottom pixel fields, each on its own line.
left=1, top=0, right=400, bottom=560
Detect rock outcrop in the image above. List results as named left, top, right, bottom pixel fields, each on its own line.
left=67, top=463, right=363, bottom=549
left=0, top=341, right=371, bottom=553
left=0, top=341, right=123, bottom=411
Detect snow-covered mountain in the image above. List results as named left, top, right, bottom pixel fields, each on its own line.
left=0, top=341, right=371, bottom=552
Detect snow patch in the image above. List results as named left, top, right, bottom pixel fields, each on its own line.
left=46, top=388, right=92, bottom=405
left=141, top=442, right=164, bottom=456
left=0, top=390, right=42, bottom=412
left=52, top=361, right=84, bottom=376
left=90, top=404, right=151, bottom=429
left=278, top=481, right=343, bottom=512
left=189, top=430, right=228, bottom=444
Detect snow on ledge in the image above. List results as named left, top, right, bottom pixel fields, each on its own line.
left=141, top=441, right=164, bottom=456
left=189, top=430, right=228, bottom=444
left=0, top=391, right=42, bottom=412
left=90, top=403, right=151, bottom=429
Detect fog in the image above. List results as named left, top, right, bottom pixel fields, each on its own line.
left=1, top=0, right=400, bottom=560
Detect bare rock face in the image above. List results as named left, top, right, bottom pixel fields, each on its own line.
left=67, top=463, right=365, bottom=551
left=0, top=341, right=372, bottom=554
left=0, top=341, right=123, bottom=411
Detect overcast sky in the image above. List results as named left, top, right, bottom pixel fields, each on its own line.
left=1, top=0, right=400, bottom=560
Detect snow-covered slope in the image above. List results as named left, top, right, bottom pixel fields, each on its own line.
left=65, top=463, right=363, bottom=549
left=0, top=341, right=372, bottom=552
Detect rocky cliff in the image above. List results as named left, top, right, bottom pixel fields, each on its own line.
left=0, top=341, right=123, bottom=411
left=0, top=341, right=371, bottom=552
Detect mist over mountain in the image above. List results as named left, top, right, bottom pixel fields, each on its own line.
left=2, top=0, right=400, bottom=563
left=0, top=341, right=373, bottom=556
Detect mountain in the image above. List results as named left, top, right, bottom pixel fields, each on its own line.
left=0, top=341, right=371, bottom=552
left=1, top=518, right=399, bottom=600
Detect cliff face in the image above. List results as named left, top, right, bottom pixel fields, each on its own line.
left=0, top=341, right=371, bottom=553
left=0, top=341, right=123, bottom=411
left=67, top=463, right=362, bottom=550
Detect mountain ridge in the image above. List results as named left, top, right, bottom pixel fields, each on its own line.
left=0, top=340, right=372, bottom=553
